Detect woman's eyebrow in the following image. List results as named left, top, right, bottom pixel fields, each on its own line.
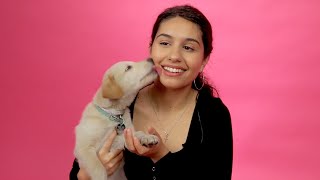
left=156, top=33, right=172, bottom=39
left=156, top=33, right=200, bottom=45
left=185, top=38, right=200, bottom=45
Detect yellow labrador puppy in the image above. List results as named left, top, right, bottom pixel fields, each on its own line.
left=74, top=58, right=159, bottom=180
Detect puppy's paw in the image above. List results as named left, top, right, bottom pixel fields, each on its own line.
left=134, top=131, right=159, bottom=147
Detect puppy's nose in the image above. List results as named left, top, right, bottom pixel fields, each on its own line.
left=147, top=58, right=154, bottom=65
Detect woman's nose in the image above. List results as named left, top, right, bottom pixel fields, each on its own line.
left=168, top=46, right=181, bottom=62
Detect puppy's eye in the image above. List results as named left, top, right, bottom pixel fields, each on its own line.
left=125, top=65, right=132, bottom=72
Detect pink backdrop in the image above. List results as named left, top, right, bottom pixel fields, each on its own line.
left=1, top=0, right=319, bottom=179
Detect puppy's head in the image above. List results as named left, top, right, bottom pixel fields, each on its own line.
left=97, top=58, right=158, bottom=107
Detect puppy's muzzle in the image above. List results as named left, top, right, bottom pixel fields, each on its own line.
left=147, top=57, right=154, bottom=65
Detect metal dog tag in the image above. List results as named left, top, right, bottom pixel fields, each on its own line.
left=115, top=123, right=125, bottom=134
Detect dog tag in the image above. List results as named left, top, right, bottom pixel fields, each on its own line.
left=115, top=123, right=125, bottom=134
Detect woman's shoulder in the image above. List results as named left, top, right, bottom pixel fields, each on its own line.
left=197, top=90, right=230, bottom=116
left=198, top=89, right=226, bottom=106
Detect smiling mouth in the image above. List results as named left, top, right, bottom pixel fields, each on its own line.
left=162, top=66, right=186, bottom=73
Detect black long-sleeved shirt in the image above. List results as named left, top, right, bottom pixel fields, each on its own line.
left=70, top=89, right=233, bottom=180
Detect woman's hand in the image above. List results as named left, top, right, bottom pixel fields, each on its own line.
left=98, top=130, right=124, bottom=175
left=77, top=130, right=124, bottom=180
left=124, top=127, right=169, bottom=162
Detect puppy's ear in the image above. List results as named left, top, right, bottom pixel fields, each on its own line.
left=102, top=74, right=124, bottom=99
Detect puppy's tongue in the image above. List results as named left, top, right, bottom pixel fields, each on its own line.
left=154, top=66, right=162, bottom=75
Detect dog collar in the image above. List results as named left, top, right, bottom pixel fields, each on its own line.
left=94, top=104, right=125, bottom=134
left=99, top=107, right=124, bottom=116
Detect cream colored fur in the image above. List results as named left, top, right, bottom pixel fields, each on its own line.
left=74, top=58, right=159, bottom=180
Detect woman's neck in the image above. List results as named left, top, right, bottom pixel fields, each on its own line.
left=148, top=83, right=196, bottom=112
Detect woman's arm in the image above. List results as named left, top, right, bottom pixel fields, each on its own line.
left=69, top=130, right=124, bottom=180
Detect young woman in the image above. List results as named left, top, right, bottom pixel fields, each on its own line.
left=70, top=4, right=233, bottom=180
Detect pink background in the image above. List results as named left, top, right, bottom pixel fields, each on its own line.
left=1, top=0, right=319, bottom=179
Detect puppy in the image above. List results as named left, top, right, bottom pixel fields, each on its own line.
left=74, top=58, right=159, bottom=180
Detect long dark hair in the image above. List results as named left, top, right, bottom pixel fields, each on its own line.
left=149, top=4, right=218, bottom=97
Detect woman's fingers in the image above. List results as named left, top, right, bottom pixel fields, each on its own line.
left=97, top=130, right=125, bottom=176
left=124, top=128, right=148, bottom=154
left=147, top=126, right=161, bottom=138
left=100, top=148, right=121, bottom=163
left=124, top=128, right=136, bottom=152
left=99, top=130, right=117, bottom=157
left=124, top=127, right=166, bottom=159
left=106, top=151, right=124, bottom=176
left=133, top=136, right=151, bottom=155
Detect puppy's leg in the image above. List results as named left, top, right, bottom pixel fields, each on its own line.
left=122, top=108, right=159, bottom=147
left=75, top=124, right=109, bottom=180
left=75, top=147, right=107, bottom=180
left=134, top=131, right=159, bottom=147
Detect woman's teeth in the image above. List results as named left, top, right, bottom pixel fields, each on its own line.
left=163, top=66, right=185, bottom=73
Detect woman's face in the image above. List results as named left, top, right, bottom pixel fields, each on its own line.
left=151, top=16, right=208, bottom=89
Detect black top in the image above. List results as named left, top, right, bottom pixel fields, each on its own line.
left=69, top=89, right=233, bottom=180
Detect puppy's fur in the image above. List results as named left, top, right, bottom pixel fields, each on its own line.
left=74, top=58, right=159, bottom=180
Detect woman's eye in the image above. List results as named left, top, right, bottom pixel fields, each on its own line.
left=160, top=42, right=169, bottom=46
left=183, top=46, right=194, bottom=51
left=125, top=65, right=132, bottom=72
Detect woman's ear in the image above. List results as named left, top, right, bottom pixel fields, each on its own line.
left=201, top=56, right=210, bottom=71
